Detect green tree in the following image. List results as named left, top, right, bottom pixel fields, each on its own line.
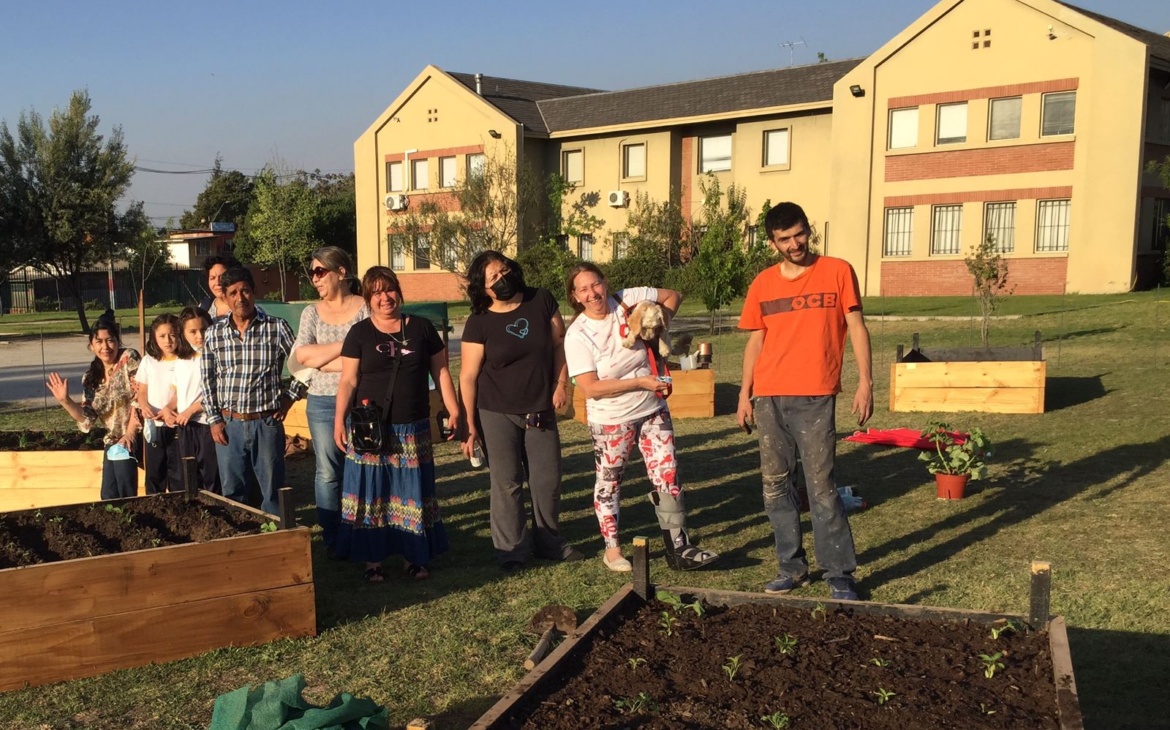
left=0, top=90, right=143, bottom=332
left=308, top=170, right=356, bottom=257
left=964, top=234, right=1012, bottom=347
left=179, top=156, right=255, bottom=231
left=119, top=202, right=171, bottom=297
left=689, top=175, right=752, bottom=333
left=239, top=166, right=319, bottom=301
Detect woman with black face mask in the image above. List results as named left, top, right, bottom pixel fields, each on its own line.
left=459, top=251, right=583, bottom=572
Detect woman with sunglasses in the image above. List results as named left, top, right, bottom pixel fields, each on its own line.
left=459, top=251, right=583, bottom=573
left=291, top=246, right=368, bottom=556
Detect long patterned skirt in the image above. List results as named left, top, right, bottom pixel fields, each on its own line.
left=335, top=418, right=449, bottom=567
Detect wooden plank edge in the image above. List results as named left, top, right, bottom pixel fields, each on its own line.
left=1047, top=616, right=1085, bottom=730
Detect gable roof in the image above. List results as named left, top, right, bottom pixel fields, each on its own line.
left=536, top=59, right=863, bottom=133
left=1054, top=1, right=1170, bottom=63
left=448, top=72, right=603, bottom=135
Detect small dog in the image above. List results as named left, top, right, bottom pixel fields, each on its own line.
left=621, top=300, right=672, bottom=358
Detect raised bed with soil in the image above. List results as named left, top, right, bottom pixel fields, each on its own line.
left=0, top=491, right=316, bottom=692
left=0, top=430, right=145, bottom=511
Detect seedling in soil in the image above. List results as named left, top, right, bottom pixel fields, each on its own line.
left=723, top=655, right=743, bottom=682
left=811, top=602, right=826, bottom=621
left=659, top=612, right=678, bottom=636
left=990, top=620, right=1020, bottom=640
left=774, top=633, right=798, bottom=655
left=613, top=692, right=656, bottom=715
left=761, top=711, right=791, bottom=728
left=627, top=657, right=646, bottom=671
left=980, top=703, right=997, bottom=715
left=17, top=429, right=29, bottom=450
left=104, top=504, right=124, bottom=514
left=658, top=591, right=706, bottom=616
left=873, top=688, right=896, bottom=705
left=979, top=652, right=1005, bottom=678
left=870, top=657, right=891, bottom=667
left=260, top=521, right=278, bottom=533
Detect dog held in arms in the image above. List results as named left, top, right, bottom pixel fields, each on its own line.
left=621, top=300, right=672, bottom=358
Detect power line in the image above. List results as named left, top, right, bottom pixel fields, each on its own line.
left=135, top=166, right=217, bottom=175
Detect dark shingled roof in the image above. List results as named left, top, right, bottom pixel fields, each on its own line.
left=536, top=59, right=863, bottom=133
left=449, top=72, right=603, bottom=135
left=1055, top=1, right=1170, bottom=63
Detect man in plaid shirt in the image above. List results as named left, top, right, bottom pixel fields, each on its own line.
left=201, top=266, right=300, bottom=515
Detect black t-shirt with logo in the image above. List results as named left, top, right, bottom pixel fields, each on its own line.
left=341, top=316, right=444, bottom=424
left=462, top=287, right=558, bottom=414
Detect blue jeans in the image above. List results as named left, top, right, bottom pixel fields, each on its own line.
left=756, top=395, right=857, bottom=581
left=101, top=447, right=139, bottom=500
left=215, top=416, right=285, bottom=516
left=306, top=394, right=345, bottom=549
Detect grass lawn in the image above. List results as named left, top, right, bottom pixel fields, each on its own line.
left=1, top=292, right=1168, bottom=729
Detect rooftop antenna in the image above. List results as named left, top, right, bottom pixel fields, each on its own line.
left=779, top=37, right=807, bottom=66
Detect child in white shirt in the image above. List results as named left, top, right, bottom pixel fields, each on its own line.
left=175, top=307, right=220, bottom=493
left=136, top=313, right=190, bottom=493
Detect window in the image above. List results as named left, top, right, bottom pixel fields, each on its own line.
left=989, top=97, right=1022, bottom=141
left=1153, top=199, right=1169, bottom=251
left=883, top=207, right=914, bottom=256
left=388, top=234, right=406, bottom=270
left=930, top=205, right=963, bottom=255
left=467, top=153, right=485, bottom=180
left=413, top=233, right=431, bottom=269
left=936, top=103, right=967, bottom=145
left=1042, top=92, right=1076, bottom=136
left=763, top=128, right=790, bottom=167
left=889, top=108, right=918, bottom=149
left=622, top=143, right=646, bottom=179
left=1153, top=98, right=1170, bottom=142
left=411, top=158, right=428, bottom=190
left=612, top=231, right=630, bottom=259
left=562, top=149, right=583, bottom=184
left=555, top=234, right=569, bottom=250
left=439, top=156, right=456, bottom=188
left=1036, top=200, right=1071, bottom=252
left=699, top=134, right=732, bottom=173
left=578, top=234, right=594, bottom=262
left=387, top=161, right=403, bottom=192
left=440, top=236, right=459, bottom=270
left=984, top=202, right=1016, bottom=253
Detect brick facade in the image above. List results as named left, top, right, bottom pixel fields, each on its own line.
left=394, top=271, right=466, bottom=302
left=884, top=186, right=1073, bottom=207
left=886, top=142, right=1074, bottom=182
left=888, top=78, right=1078, bottom=108
left=880, top=257, right=1068, bottom=296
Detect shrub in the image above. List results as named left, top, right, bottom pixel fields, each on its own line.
left=604, top=254, right=668, bottom=291
left=517, top=239, right=580, bottom=300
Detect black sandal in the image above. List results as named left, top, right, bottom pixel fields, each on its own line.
left=364, top=565, right=385, bottom=583
left=405, top=563, right=430, bottom=580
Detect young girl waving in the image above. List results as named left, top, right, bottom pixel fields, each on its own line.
left=174, top=307, right=220, bottom=493
left=136, top=313, right=192, bottom=493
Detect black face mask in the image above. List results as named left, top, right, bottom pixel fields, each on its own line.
left=490, top=271, right=522, bottom=300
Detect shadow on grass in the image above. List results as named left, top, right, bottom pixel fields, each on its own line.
left=1067, top=627, right=1170, bottom=730
left=1045, top=375, right=1108, bottom=411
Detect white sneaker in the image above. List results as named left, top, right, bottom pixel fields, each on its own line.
left=602, top=554, right=632, bottom=572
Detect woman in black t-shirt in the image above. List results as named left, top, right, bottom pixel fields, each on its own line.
left=332, top=266, right=460, bottom=582
left=460, top=251, right=582, bottom=572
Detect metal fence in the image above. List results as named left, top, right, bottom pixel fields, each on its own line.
left=0, top=266, right=209, bottom=314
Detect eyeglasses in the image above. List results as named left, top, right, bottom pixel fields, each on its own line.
left=309, top=267, right=332, bottom=279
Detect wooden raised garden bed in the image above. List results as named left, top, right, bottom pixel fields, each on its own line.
left=890, top=332, right=1046, bottom=415
left=0, top=431, right=145, bottom=512
left=472, top=543, right=1080, bottom=729
left=566, top=369, right=716, bottom=423
left=0, top=488, right=315, bottom=692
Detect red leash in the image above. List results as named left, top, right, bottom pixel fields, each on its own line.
left=616, top=297, right=672, bottom=399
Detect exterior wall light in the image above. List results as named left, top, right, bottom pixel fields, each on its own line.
left=849, top=84, right=865, bottom=98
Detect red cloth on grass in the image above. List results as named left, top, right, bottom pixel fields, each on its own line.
left=843, top=427, right=966, bottom=451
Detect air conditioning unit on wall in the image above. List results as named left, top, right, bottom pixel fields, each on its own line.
left=384, top=194, right=409, bottom=211
left=608, top=190, right=629, bottom=208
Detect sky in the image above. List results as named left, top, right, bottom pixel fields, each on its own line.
left=2, top=0, right=1166, bottom=226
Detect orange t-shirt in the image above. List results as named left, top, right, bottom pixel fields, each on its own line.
left=738, top=255, right=862, bottom=396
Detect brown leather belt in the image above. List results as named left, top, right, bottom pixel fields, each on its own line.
left=220, top=409, right=276, bottom=422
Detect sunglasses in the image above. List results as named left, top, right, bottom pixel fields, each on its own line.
left=309, top=267, right=333, bottom=279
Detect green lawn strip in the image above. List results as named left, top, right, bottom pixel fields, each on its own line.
left=0, top=295, right=1167, bottom=728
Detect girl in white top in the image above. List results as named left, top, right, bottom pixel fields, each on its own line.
left=136, top=313, right=192, bottom=494
left=174, top=307, right=220, bottom=493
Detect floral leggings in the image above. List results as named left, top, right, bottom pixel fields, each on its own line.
left=589, top=409, right=680, bottom=549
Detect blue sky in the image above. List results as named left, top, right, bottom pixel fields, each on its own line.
left=2, top=0, right=1166, bottom=225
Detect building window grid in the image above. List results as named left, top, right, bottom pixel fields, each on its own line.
left=389, top=234, right=406, bottom=270
left=438, top=156, right=456, bottom=188
left=578, top=234, right=594, bottom=262
left=1035, top=200, right=1071, bottom=252
left=622, top=143, right=646, bottom=179
left=984, top=202, right=1016, bottom=253
left=563, top=149, right=584, bottom=184
left=387, top=162, right=403, bottom=193
left=1041, top=91, right=1076, bottom=136
left=413, top=233, right=431, bottom=270
left=930, top=205, right=963, bottom=255
left=884, top=207, right=914, bottom=257
left=467, top=153, right=485, bottom=180
left=989, top=97, right=1022, bottom=141
left=763, top=128, right=790, bottom=167
left=936, top=103, right=968, bottom=145
left=612, top=232, right=630, bottom=259
left=411, top=158, right=428, bottom=190
left=699, top=134, right=732, bottom=173
left=889, top=107, right=918, bottom=149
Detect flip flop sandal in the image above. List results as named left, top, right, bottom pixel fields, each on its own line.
left=405, top=563, right=430, bottom=580
left=364, top=565, right=385, bottom=583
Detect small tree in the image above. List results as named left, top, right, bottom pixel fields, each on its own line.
left=239, top=165, right=319, bottom=301
left=690, top=175, right=752, bottom=333
left=964, top=234, right=1012, bottom=347
left=119, top=202, right=171, bottom=299
left=179, top=156, right=255, bottom=232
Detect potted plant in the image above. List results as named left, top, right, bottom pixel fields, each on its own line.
left=918, top=421, right=992, bottom=499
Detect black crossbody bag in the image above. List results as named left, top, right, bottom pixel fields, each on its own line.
left=349, top=322, right=405, bottom=454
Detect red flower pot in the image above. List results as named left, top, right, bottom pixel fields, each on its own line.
left=935, top=473, right=970, bottom=500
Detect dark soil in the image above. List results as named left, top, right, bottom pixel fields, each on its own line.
left=505, top=596, right=1060, bottom=730
left=0, top=430, right=106, bottom=451
left=0, top=497, right=266, bottom=569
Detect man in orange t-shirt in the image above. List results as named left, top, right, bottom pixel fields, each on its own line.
left=737, top=202, right=873, bottom=602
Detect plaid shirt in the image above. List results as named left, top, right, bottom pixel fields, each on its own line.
left=201, top=306, right=296, bottom=424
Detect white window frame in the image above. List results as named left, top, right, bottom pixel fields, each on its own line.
left=889, top=108, right=919, bottom=150
left=883, top=207, right=914, bottom=257
left=612, top=231, right=630, bottom=259
left=930, top=205, right=963, bottom=255
left=387, top=161, right=403, bottom=193
left=438, top=156, right=456, bottom=188
left=984, top=202, right=1016, bottom=253
left=1041, top=91, right=1076, bottom=137
left=410, top=158, right=428, bottom=191
left=1035, top=199, right=1071, bottom=252
left=699, top=134, right=732, bottom=173
left=389, top=234, right=406, bottom=270
left=562, top=149, right=584, bottom=184
left=622, top=143, right=646, bottom=180
left=763, top=128, right=790, bottom=168
left=936, top=103, right=968, bottom=145
left=988, top=97, right=1022, bottom=141
left=578, top=234, right=594, bottom=262
left=466, top=153, right=485, bottom=181
left=413, top=233, right=431, bottom=269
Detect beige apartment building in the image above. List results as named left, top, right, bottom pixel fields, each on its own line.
left=354, top=0, right=1170, bottom=299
